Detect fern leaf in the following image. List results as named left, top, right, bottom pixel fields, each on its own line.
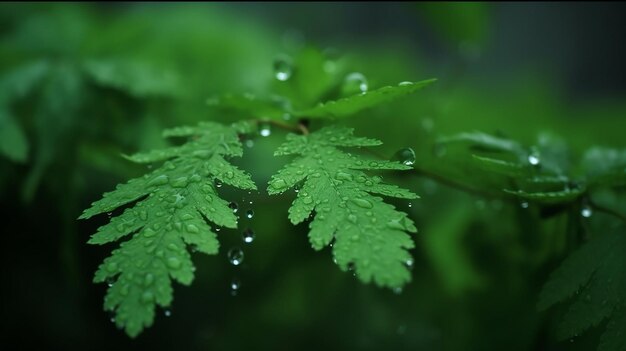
left=268, top=126, right=419, bottom=289
left=80, top=121, right=256, bottom=337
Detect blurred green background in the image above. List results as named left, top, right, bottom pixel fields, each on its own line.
left=1, top=3, right=626, bottom=350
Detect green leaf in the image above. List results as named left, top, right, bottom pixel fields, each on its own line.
left=504, top=188, right=584, bottom=205
left=471, top=154, right=528, bottom=178
left=437, top=131, right=526, bottom=156
left=538, top=229, right=626, bottom=347
left=294, top=79, right=436, bottom=119
left=268, top=126, right=419, bottom=289
left=80, top=121, right=256, bottom=337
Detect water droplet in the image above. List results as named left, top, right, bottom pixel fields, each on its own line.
left=148, top=175, right=169, bottom=187
left=335, top=171, right=353, bottom=181
left=520, top=201, right=529, bottom=209
left=245, top=209, right=254, bottom=219
left=393, top=287, right=403, bottom=295
left=228, top=247, right=244, bottom=266
left=242, top=228, right=255, bottom=243
left=398, top=81, right=413, bottom=87
left=186, top=224, right=200, bottom=233
left=405, top=259, right=414, bottom=270
left=528, top=154, right=540, bottom=166
left=273, top=55, right=292, bottom=81
left=245, top=139, right=254, bottom=148
left=302, top=196, right=313, bottom=205
left=139, top=211, right=148, bottom=221
left=258, top=122, right=271, bottom=137
left=230, top=277, right=241, bottom=296
left=166, top=257, right=181, bottom=269
left=347, top=214, right=357, bottom=224
left=581, top=205, right=593, bottom=218
left=393, top=147, right=416, bottom=166
left=408, top=202, right=412, bottom=208
left=164, top=309, right=171, bottom=317
left=229, top=202, right=239, bottom=213
left=342, top=72, right=368, bottom=95
left=215, top=179, right=223, bottom=188
left=352, top=198, right=373, bottom=209
left=272, top=179, right=287, bottom=190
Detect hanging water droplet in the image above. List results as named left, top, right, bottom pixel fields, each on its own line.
left=520, top=201, right=529, bottom=209
left=215, top=179, right=223, bottom=188
left=164, top=309, right=172, bottom=317
left=581, top=204, right=593, bottom=218
left=273, top=55, right=293, bottom=81
left=405, top=258, right=414, bottom=270
left=245, top=209, right=254, bottom=219
left=342, top=72, right=368, bottom=96
left=393, top=287, right=403, bottom=295
left=230, top=277, right=241, bottom=296
left=392, top=147, right=416, bottom=166
left=228, top=247, right=244, bottom=266
left=258, top=122, right=271, bottom=137
left=229, top=202, right=239, bottom=213
left=528, top=154, right=540, bottom=166
left=245, top=139, right=254, bottom=148
left=408, top=202, right=412, bottom=208
left=242, top=228, right=255, bottom=243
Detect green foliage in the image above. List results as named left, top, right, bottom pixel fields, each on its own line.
left=207, top=47, right=436, bottom=120
left=268, top=126, right=418, bottom=288
left=79, top=121, right=256, bottom=337
left=538, top=228, right=626, bottom=350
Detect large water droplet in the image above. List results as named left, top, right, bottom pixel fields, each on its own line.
left=258, top=122, right=271, bottom=137
left=272, top=179, right=287, bottom=190
left=245, top=209, right=254, bottom=219
left=335, top=171, right=353, bottom=181
left=215, top=179, right=223, bottom=188
left=352, top=198, right=373, bottom=209
left=398, top=81, right=414, bottom=87
left=148, top=175, right=169, bottom=187
left=273, top=56, right=293, bottom=81
left=342, top=72, right=368, bottom=96
left=228, top=247, right=244, bottom=266
left=229, top=202, right=239, bottom=213
left=393, top=147, right=416, bottom=166
left=242, top=228, right=255, bottom=243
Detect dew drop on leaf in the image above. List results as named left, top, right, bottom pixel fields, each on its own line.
left=245, top=209, right=254, bottom=219
left=520, top=201, right=529, bottom=209
left=352, top=198, right=373, bottom=209
left=242, top=228, right=255, bottom=243
left=258, top=122, right=271, bottom=137
left=392, top=147, right=416, bottom=166
left=228, top=247, right=244, bottom=266
left=528, top=153, right=540, bottom=166
left=342, top=72, right=368, bottom=95
left=273, top=55, right=292, bottom=81
left=215, top=179, right=223, bottom=188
